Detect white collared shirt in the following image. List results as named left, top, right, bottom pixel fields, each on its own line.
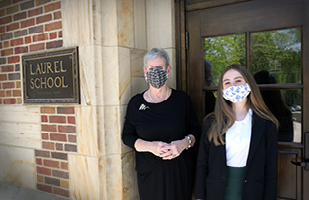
left=226, top=109, right=252, bottom=167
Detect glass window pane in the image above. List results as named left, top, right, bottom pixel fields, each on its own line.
left=204, top=34, right=246, bottom=86
left=252, top=28, right=301, bottom=84
left=255, top=87, right=301, bottom=143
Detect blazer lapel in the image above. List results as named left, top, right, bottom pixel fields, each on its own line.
left=246, top=113, right=266, bottom=165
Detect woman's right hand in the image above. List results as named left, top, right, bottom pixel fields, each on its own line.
left=149, top=141, right=169, bottom=157
left=134, top=139, right=169, bottom=157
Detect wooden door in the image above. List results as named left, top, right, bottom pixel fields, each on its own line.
left=175, top=0, right=309, bottom=199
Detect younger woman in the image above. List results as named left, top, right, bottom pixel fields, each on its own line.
left=195, top=64, right=279, bottom=200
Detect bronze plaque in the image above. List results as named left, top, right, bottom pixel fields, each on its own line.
left=22, top=47, right=80, bottom=103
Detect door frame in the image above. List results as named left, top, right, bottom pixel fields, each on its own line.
left=175, top=0, right=309, bottom=199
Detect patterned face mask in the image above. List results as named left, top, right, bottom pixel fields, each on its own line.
left=223, top=83, right=251, bottom=103
left=145, top=68, right=169, bottom=89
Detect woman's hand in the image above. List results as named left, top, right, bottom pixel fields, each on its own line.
left=148, top=141, right=170, bottom=157
left=160, top=139, right=187, bottom=160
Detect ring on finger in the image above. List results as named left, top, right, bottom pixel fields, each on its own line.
left=171, top=155, right=175, bottom=159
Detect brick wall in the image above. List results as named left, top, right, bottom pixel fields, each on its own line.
left=0, top=1, right=77, bottom=198
left=37, top=106, right=76, bottom=198
left=0, top=0, right=63, bottom=105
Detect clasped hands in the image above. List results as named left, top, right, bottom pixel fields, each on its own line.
left=151, top=140, right=187, bottom=160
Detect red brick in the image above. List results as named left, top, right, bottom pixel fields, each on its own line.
left=37, top=175, right=44, bottom=183
left=2, top=82, right=15, bottom=89
left=36, top=14, right=52, bottom=24
left=49, top=116, right=66, bottom=123
left=35, top=150, right=50, bottom=158
left=12, top=90, right=21, bottom=97
left=28, top=7, right=43, bottom=17
left=13, top=12, right=27, bottom=21
left=14, top=46, right=28, bottom=54
left=36, top=158, right=42, bottom=165
left=3, top=41, right=9, bottom=48
left=52, top=170, right=69, bottom=179
left=43, top=159, right=59, bottom=168
left=50, top=133, right=67, bottom=142
left=54, top=11, right=61, bottom=20
left=3, top=98, right=16, bottom=104
left=42, top=132, right=49, bottom=140
left=14, top=29, right=27, bottom=37
left=1, top=32, right=13, bottom=40
left=0, top=9, right=4, bottom=17
left=10, top=38, right=23, bottom=46
left=45, top=177, right=60, bottom=186
left=6, top=5, right=19, bottom=15
left=0, top=26, right=5, bottom=33
left=65, top=144, right=77, bottom=152
left=51, top=152, right=67, bottom=160
left=21, top=18, right=35, bottom=28
left=61, top=162, right=68, bottom=170
left=0, top=74, right=8, bottom=81
left=45, top=2, right=61, bottom=12
left=1, top=65, right=13, bottom=72
left=49, top=32, right=57, bottom=39
left=12, top=0, right=24, bottom=4
left=45, top=21, right=62, bottom=31
left=25, top=36, right=31, bottom=44
left=37, top=183, right=52, bottom=193
left=16, top=98, right=22, bottom=104
left=46, top=40, right=62, bottom=49
left=58, top=125, right=75, bottom=133
left=0, top=99, right=2, bottom=104
left=30, top=43, right=45, bottom=52
left=33, top=33, right=48, bottom=42
left=8, top=56, right=20, bottom=64
left=5, top=90, right=11, bottom=97
left=61, top=180, right=69, bottom=188
left=7, top=22, right=19, bottom=32
left=29, top=25, right=43, bottom=34
left=67, top=116, right=75, bottom=124
left=0, top=91, right=5, bottom=97
left=41, top=115, right=48, bottom=122
left=1, top=48, right=13, bottom=56
left=41, top=124, right=57, bottom=132
left=36, top=166, right=51, bottom=176
left=42, top=141, right=55, bottom=150
left=53, top=187, right=69, bottom=198
left=41, top=107, right=55, bottom=114
left=56, top=143, right=63, bottom=151
left=36, top=0, right=52, bottom=6
left=16, top=81, right=21, bottom=88
left=58, top=31, right=62, bottom=38
left=57, top=107, right=74, bottom=114
left=20, top=1, right=34, bottom=11
left=0, top=16, right=12, bottom=26
left=0, top=1, right=11, bottom=8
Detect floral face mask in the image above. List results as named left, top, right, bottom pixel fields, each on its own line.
left=145, top=68, right=169, bottom=89
left=223, top=83, right=251, bottom=103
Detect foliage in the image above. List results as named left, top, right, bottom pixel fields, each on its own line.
left=204, top=28, right=301, bottom=108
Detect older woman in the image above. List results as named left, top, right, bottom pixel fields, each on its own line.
left=122, top=48, right=201, bottom=200
left=195, top=64, right=279, bottom=200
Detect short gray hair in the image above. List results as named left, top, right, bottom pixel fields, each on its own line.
left=144, top=48, right=170, bottom=68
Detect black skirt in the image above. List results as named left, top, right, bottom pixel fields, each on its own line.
left=224, top=166, right=246, bottom=200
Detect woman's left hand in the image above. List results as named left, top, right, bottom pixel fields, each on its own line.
left=160, top=139, right=187, bottom=160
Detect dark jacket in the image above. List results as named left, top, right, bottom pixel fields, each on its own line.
left=195, top=112, right=278, bottom=200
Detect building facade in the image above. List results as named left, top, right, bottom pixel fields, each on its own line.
left=0, top=0, right=176, bottom=199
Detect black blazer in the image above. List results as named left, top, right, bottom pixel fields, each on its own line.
left=195, top=112, right=278, bottom=200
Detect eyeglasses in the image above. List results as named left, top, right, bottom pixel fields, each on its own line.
left=147, top=66, right=166, bottom=71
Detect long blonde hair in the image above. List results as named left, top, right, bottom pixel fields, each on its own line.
left=207, top=64, right=279, bottom=146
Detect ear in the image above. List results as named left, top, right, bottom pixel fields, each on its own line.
left=167, top=66, right=171, bottom=76
left=143, top=66, right=147, bottom=76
